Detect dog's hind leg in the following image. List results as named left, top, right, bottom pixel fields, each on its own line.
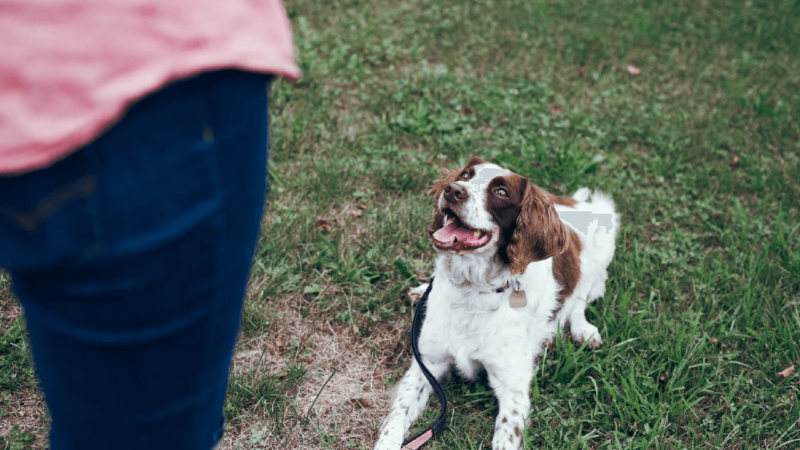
left=560, top=296, right=602, bottom=349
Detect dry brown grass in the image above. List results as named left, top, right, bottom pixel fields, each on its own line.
left=0, top=279, right=48, bottom=449
left=0, top=390, right=48, bottom=448
left=220, top=292, right=407, bottom=450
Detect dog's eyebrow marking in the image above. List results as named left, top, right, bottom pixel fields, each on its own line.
left=470, top=165, right=509, bottom=185
left=558, top=211, right=614, bottom=235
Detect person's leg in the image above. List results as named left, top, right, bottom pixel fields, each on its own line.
left=0, top=70, right=271, bottom=449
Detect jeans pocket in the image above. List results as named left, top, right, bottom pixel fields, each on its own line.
left=87, top=77, right=225, bottom=259
left=0, top=149, right=101, bottom=269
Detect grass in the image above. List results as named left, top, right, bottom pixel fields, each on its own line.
left=2, top=0, right=800, bottom=448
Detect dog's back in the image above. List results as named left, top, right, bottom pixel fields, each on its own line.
left=555, top=188, right=619, bottom=292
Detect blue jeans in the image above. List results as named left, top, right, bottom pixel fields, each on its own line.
left=0, top=70, right=271, bottom=449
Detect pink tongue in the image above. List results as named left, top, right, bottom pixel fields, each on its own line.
left=433, top=222, right=478, bottom=243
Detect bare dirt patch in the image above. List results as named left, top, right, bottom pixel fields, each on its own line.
left=220, top=293, right=408, bottom=450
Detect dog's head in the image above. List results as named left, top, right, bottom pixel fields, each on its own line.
left=428, top=156, right=569, bottom=274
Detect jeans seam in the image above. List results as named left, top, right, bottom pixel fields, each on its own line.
left=0, top=175, right=98, bottom=232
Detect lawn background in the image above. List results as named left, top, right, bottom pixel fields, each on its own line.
left=1, top=0, right=799, bottom=448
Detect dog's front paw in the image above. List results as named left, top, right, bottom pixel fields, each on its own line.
left=408, top=283, right=429, bottom=305
left=571, top=322, right=603, bottom=349
left=373, top=429, right=401, bottom=450
left=373, top=439, right=401, bottom=450
left=374, top=417, right=405, bottom=450
left=491, top=426, right=523, bottom=450
left=373, top=433, right=403, bottom=450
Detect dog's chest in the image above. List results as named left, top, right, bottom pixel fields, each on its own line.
left=424, top=288, right=531, bottom=363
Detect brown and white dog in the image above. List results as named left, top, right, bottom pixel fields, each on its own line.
left=374, top=157, right=619, bottom=450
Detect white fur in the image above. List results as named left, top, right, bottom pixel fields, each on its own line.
left=437, top=163, right=512, bottom=235
left=375, top=166, right=619, bottom=450
left=553, top=189, right=620, bottom=348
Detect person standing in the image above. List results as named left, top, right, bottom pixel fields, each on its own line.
left=0, top=1, right=299, bottom=448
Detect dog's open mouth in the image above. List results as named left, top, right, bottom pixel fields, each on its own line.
left=432, top=211, right=492, bottom=251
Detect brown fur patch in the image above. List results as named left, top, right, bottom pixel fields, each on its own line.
left=547, top=193, right=578, bottom=207
left=551, top=228, right=583, bottom=314
left=514, top=426, right=522, bottom=437
left=486, top=174, right=527, bottom=235
left=506, top=183, right=569, bottom=274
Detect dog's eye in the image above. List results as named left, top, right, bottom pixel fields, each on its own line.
left=495, top=188, right=508, bottom=197
left=460, top=172, right=470, bottom=180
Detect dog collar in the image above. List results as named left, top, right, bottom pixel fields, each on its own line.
left=479, top=282, right=510, bottom=295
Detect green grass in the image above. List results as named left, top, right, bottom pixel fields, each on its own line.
left=256, top=0, right=800, bottom=447
left=1, top=273, right=45, bottom=449
left=3, top=0, right=800, bottom=448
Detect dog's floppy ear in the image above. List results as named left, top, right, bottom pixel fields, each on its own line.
left=506, top=180, right=569, bottom=274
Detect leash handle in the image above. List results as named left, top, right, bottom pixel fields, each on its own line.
left=402, top=278, right=447, bottom=449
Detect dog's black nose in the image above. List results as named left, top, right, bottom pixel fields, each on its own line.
left=444, top=183, right=468, bottom=204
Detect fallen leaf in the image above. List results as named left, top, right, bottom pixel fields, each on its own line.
left=551, top=105, right=562, bottom=115
left=350, top=398, right=373, bottom=408
left=459, top=107, right=474, bottom=115
left=627, top=65, right=641, bottom=75
left=358, top=204, right=368, bottom=210
left=650, top=236, right=658, bottom=242
left=778, top=365, right=795, bottom=377
left=350, top=210, right=362, bottom=218
left=315, top=219, right=332, bottom=232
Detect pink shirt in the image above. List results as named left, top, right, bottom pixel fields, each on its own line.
left=0, top=1, right=300, bottom=175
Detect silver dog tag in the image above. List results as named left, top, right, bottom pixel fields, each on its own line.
left=509, top=290, right=527, bottom=308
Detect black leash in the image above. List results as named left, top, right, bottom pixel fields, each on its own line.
left=401, top=277, right=447, bottom=449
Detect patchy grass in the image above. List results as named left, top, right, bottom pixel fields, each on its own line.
left=3, top=0, right=800, bottom=449
left=1, top=272, right=48, bottom=449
